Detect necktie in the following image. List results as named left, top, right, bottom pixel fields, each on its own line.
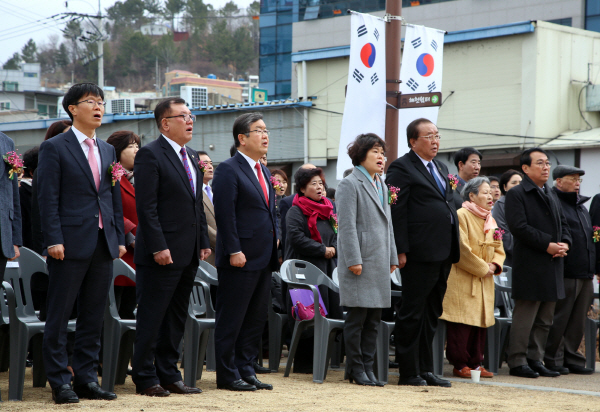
left=180, top=147, right=195, bottom=196
left=84, top=138, right=103, bottom=229
left=255, top=162, right=268, bottom=202
left=205, top=185, right=213, bottom=203
left=427, top=162, right=445, bottom=195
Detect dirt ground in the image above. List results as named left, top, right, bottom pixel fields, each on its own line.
left=1, top=360, right=599, bottom=412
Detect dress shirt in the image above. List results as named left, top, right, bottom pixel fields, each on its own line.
left=72, top=125, right=101, bottom=179
left=162, top=134, right=197, bottom=192
left=414, top=152, right=446, bottom=192
left=203, top=183, right=213, bottom=204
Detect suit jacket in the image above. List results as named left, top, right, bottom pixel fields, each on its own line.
left=133, top=135, right=210, bottom=269
left=202, top=185, right=217, bottom=266
left=212, top=151, right=278, bottom=271
left=385, top=150, right=460, bottom=263
left=505, top=175, right=571, bottom=301
left=117, top=176, right=137, bottom=286
left=0, top=132, right=22, bottom=258
left=37, top=129, right=124, bottom=259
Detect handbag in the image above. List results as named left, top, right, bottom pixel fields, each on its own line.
left=289, top=288, right=328, bottom=320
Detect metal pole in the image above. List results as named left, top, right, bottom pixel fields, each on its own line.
left=384, top=0, right=402, bottom=170
left=97, top=0, right=104, bottom=88
left=302, top=60, right=309, bottom=164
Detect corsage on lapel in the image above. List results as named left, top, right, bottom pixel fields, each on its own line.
left=3, top=150, right=23, bottom=180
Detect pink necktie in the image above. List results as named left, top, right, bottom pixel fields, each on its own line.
left=84, top=138, right=103, bottom=229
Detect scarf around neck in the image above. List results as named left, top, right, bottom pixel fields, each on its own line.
left=292, top=194, right=334, bottom=243
left=462, top=201, right=496, bottom=234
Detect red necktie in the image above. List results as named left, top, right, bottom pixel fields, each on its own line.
left=255, top=162, right=268, bottom=202
left=84, top=138, right=103, bottom=229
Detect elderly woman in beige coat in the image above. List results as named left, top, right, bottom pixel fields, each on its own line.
left=440, top=176, right=505, bottom=379
left=337, top=133, right=398, bottom=387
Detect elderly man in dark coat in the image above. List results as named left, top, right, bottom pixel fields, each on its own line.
left=505, top=148, right=571, bottom=379
left=543, top=165, right=595, bottom=375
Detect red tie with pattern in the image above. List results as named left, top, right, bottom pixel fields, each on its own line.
left=255, top=162, right=268, bottom=202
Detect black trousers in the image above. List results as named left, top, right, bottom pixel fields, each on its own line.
left=0, top=256, right=6, bottom=284
left=131, top=258, right=197, bottom=392
left=344, top=307, right=382, bottom=374
left=395, top=258, right=451, bottom=377
left=214, top=266, right=271, bottom=385
left=42, top=230, right=113, bottom=388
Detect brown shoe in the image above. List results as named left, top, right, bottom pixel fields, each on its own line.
left=163, top=380, right=202, bottom=394
left=475, top=366, right=494, bottom=378
left=452, top=367, right=471, bottom=378
left=137, top=384, right=170, bottom=397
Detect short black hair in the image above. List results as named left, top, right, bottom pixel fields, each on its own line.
left=453, top=147, right=482, bottom=169
left=488, top=175, right=500, bottom=184
left=106, top=131, right=141, bottom=162
left=232, top=112, right=263, bottom=148
left=520, top=147, right=548, bottom=167
left=326, top=187, right=336, bottom=199
left=23, top=146, right=39, bottom=177
left=347, top=133, right=386, bottom=166
left=229, top=144, right=237, bottom=157
left=44, top=120, right=72, bottom=140
left=499, top=169, right=523, bottom=195
left=154, top=97, right=186, bottom=129
left=197, top=150, right=209, bottom=157
left=406, top=118, right=433, bottom=149
left=62, top=83, right=104, bottom=121
left=294, top=167, right=324, bottom=196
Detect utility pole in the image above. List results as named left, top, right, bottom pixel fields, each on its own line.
left=97, top=0, right=104, bottom=88
left=384, top=0, right=402, bottom=170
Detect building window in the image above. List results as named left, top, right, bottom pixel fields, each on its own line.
left=547, top=18, right=572, bottom=27
left=587, top=0, right=600, bottom=32
left=24, top=72, right=38, bottom=78
left=2, top=81, right=18, bottom=92
left=401, top=0, right=456, bottom=6
left=0, top=102, right=10, bottom=110
left=38, top=104, right=48, bottom=116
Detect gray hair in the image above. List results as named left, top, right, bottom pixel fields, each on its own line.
left=461, top=176, right=491, bottom=201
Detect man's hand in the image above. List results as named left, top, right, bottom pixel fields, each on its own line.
left=48, top=244, right=65, bottom=260
left=200, top=248, right=212, bottom=261
left=547, top=242, right=568, bottom=258
left=390, top=265, right=398, bottom=274
left=324, top=246, right=336, bottom=259
left=397, top=253, right=407, bottom=269
left=8, top=245, right=20, bottom=261
left=154, top=249, right=173, bottom=265
left=230, top=252, right=246, bottom=268
left=349, top=264, right=362, bottom=275
left=118, top=245, right=127, bottom=259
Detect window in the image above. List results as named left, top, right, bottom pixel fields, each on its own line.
left=38, top=104, right=48, bottom=116
left=276, top=24, right=292, bottom=53
left=587, top=0, right=600, bottom=32
left=276, top=52, right=292, bottom=81
left=260, top=55, right=277, bottom=82
left=2, top=81, right=18, bottom=92
left=0, top=102, right=10, bottom=110
left=24, top=72, right=38, bottom=78
left=260, top=27, right=277, bottom=55
left=547, top=18, right=572, bottom=27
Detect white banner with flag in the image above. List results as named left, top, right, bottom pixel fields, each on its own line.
left=337, top=12, right=386, bottom=180
left=398, top=25, right=445, bottom=157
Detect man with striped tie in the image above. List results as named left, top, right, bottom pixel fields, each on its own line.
left=132, top=97, right=211, bottom=397
left=198, top=151, right=217, bottom=266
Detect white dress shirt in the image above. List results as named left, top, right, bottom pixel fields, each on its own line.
left=72, top=125, right=101, bottom=178
left=237, top=150, right=268, bottom=201
left=162, top=134, right=197, bottom=192
left=414, top=152, right=446, bottom=191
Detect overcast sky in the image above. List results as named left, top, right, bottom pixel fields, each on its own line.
left=0, top=0, right=255, bottom=63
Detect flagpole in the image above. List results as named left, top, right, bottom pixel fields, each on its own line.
left=384, top=0, right=402, bottom=170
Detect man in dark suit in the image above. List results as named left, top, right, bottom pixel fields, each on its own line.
left=386, top=118, right=459, bottom=387
left=451, top=147, right=482, bottom=209
left=505, top=148, right=571, bottom=379
left=212, top=112, right=278, bottom=391
left=38, top=83, right=126, bottom=404
left=132, top=98, right=211, bottom=397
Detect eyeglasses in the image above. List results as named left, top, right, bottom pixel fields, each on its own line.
left=562, top=176, right=583, bottom=183
left=76, top=99, right=106, bottom=107
left=418, top=133, right=441, bottom=141
left=533, top=161, right=552, bottom=168
left=246, top=129, right=270, bottom=136
left=164, top=114, right=196, bottom=122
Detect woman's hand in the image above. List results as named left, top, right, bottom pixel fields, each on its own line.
left=324, top=246, right=336, bottom=259
left=486, top=262, right=495, bottom=277
left=390, top=265, right=398, bottom=274
left=349, top=264, right=362, bottom=275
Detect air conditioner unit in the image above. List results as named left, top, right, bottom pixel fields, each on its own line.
left=106, top=98, right=135, bottom=114
left=181, top=86, right=208, bottom=108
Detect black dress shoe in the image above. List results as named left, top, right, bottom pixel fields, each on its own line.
left=253, top=362, right=271, bottom=374
left=365, top=370, right=385, bottom=387
left=348, top=371, right=376, bottom=386
left=73, top=382, right=117, bottom=400
left=389, top=360, right=399, bottom=369
left=509, top=365, right=539, bottom=378
left=163, top=380, right=202, bottom=394
left=242, top=375, right=273, bottom=390
left=217, top=379, right=257, bottom=391
left=420, top=372, right=451, bottom=387
left=137, top=384, right=170, bottom=397
left=527, top=360, right=560, bottom=377
left=547, top=365, right=570, bottom=375
left=52, top=383, right=79, bottom=404
left=398, top=375, right=427, bottom=386
left=565, top=364, right=594, bottom=375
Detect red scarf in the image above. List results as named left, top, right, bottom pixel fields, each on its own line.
left=292, top=194, right=334, bottom=243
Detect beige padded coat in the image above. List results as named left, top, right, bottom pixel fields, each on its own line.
left=440, top=208, right=506, bottom=328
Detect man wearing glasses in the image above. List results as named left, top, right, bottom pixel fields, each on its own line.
left=505, top=148, right=571, bottom=379
left=38, top=83, right=126, bottom=403
left=132, top=98, right=211, bottom=396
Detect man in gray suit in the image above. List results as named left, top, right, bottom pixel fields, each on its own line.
left=0, top=131, right=22, bottom=282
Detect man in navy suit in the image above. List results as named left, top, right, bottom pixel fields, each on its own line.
left=131, top=97, right=211, bottom=397
left=212, top=112, right=279, bottom=391
left=37, top=83, right=126, bottom=403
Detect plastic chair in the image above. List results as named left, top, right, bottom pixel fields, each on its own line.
left=280, top=259, right=345, bottom=384
left=484, top=266, right=513, bottom=373
left=584, top=292, right=599, bottom=370
left=268, top=272, right=288, bottom=372
left=196, top=261, right=218, bottom=372
left=183, top=279, right=215, bottom=387
left=0, top=276, right=10, bottom=373
left=1, top=281, right=16, bottom=402
left=101, top=259, right=136, bottom=392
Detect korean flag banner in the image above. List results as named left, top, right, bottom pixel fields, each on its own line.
left=337, top=12, right=386, bottom=180
left=398, top=24, right=445, bottom=157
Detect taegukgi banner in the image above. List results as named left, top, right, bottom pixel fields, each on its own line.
left=398, top=24, right=445, bottom=157
left=337, top=11, right=386, bottom=180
